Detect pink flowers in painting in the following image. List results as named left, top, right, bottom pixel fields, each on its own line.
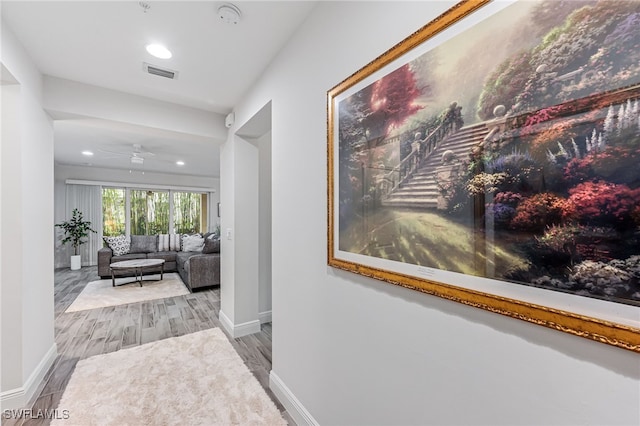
left=565, top=181, right=640, bottom=226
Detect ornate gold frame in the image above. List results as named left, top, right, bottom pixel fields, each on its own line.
left=327, top=0, right=640, bottom=352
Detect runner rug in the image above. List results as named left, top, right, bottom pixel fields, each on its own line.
left=65, top=273, right=189, bottom=313
left=51, top=327, right=286, bottom=425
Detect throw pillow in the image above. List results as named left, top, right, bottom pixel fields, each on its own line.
left=103, top=235, right=130, bottom=256
left=202, top=233, right=220, bottom=254
left=130, top=235, right=157, bottom=253
left=169, top=233, right=181, bottom=251
left=158, top=234, right=181, bottom=251
left=158, top=234, right=169, bottom=251
left=182, top=233, right=204, bottom=252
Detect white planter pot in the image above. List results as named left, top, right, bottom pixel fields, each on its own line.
left=70, top=255, right=82, bottom=270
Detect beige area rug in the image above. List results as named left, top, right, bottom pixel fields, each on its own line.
left=65, top=273, right=189, bottom=313
left=51, top=328, right=286, bottom=426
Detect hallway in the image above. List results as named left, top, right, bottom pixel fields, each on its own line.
left=4, top=267, right=290, bottom=425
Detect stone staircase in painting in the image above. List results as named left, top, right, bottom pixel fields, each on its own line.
left=381, top=122, right=490, bottom=209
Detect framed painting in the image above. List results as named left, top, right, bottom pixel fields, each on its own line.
left=328, top=0, right=640, bottom=352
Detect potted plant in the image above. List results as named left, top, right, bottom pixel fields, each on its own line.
left=56, top=208, right=96, bottom=270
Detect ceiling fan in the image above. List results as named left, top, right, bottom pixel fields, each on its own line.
left=98, top=143, right=156, bottom=165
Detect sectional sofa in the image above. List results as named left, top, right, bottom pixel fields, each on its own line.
left=98, top=233, right=220, bottom=292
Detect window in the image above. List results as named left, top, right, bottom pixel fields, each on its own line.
left=102, top=188, right=125, bottom=236
left=173, top=192, right=208, bottom=234
left=101, top=187, right=211, bottom=236
left=130, top=190, right=170, bottom=235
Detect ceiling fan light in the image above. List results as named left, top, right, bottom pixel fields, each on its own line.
left=176, top=161, right=185, bottom=166
left=145, top=43, right=172, bottom=59
left=131, top=156, right=144, bottom=165
left=82, top=150, right=94, bottom=156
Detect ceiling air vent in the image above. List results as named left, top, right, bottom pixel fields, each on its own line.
left=143, top=62, right=178, bottom=80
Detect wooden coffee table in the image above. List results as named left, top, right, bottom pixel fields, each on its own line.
left=109, top=259, right=165, bottom=287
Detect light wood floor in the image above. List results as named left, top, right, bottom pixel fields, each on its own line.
left=3, top=266, right=292, bottom=426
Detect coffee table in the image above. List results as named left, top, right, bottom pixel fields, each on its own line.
left=109, top=259, right=165, bottom=287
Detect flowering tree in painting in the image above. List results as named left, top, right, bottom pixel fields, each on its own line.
left=339, top=64, right=423, bottom=147
left=338, top=64, right=424, bottom=229
left=363, top=64, right=423, bottom=140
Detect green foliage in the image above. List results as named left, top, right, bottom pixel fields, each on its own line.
left=529, top=1, right=593, bottom=38
left=477, top=50, right=534, bottom=120
left=130, top=190, right=169, bottom=235
left=537, top=27, right=563, bottom=54
left=103, top=189, right=207, bottom=236
left=478, top=1, right=640, bottom=118
left=174, top=192, right=206, bottom=234
left=55, top=208, right=96, bottom=255
left=535, top=223, right=581, bottom=255
left=435, top=169, right=471, bottom=215
left=102, top=188, right=125, bottom=236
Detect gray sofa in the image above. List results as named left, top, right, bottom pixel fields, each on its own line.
left=98, top=233, right=220, bottom=292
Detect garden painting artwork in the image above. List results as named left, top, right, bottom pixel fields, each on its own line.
left=328, top=0, right=640, bottom=351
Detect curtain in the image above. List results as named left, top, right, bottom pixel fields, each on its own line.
left=64, top=184, right=102, bottom=266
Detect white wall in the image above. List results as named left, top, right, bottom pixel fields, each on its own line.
left=219, top=134, right=261, bottom=335
left=258, top=131, right=272, bottom=319
left=1, top=80, right=24, bottom=396
left=220, top=134, right=260, bottom=336
left=226, top=2, right=640, bottom=425
left=220, top=103, right=272, bottom=336
left=233, top=137, right=259, bottom=326
left=1, top=21, right=56, bottom=410
left=219, top=137, right=236, bottom=322
left=44, top=76, right=227, bottom=140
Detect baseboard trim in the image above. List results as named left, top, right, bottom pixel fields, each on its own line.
left=270, top=371, right=318, bottom=426
left=259, top=310, right=272, bottom=324
left=219, top=310, right=234, bottom=336
left=0, top=343, right=57, bottom=410
left=218, top=310, right=261, bottom=338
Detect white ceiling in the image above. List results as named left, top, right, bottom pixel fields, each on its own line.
left=53, top=117, right=219, bottom=175
left=1, top=1, right=316, bottom=177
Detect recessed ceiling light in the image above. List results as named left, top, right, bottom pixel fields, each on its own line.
left=82, top=151, right=94, bottom=156
left=176, top=161, right=185, bottom=166
left=146, top=44, right=172, bottom=59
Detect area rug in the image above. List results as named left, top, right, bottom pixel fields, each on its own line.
left=65, top=273, right=189, bottom=313
left=51, top=328, right=286, bottom=426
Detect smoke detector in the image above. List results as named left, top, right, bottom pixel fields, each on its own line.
left=217, top=4, right=241, bottom=24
